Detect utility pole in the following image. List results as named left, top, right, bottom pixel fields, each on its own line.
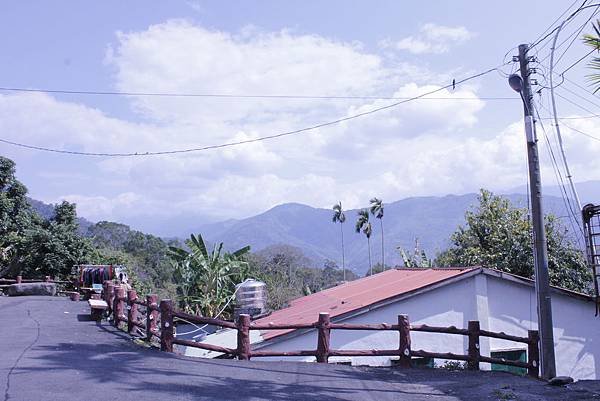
left=516, top=43, right=557, bottom=380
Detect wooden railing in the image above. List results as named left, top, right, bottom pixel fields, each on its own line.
left=0, top=275, right=73, bottom=294
left=103, top=286, right=540, bottom=378
left=0, top=275, right=72, bottom=285
left=103, top=283, right=161, bottom=342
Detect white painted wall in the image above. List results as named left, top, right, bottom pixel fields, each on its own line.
left=253, top=272, right=600, bottom=379
left=484, top=275, right=599, bottom=380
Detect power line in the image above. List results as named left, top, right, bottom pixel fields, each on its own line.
left=536, top=3, right=600, bottom=65
left=560, top=81, right=600, bottom=109
left=555, top=89, right=598, bottom=114
left=561, top=120, right=600, bottom=141
left=531, top=0, right=585, bottom=49
left=542, top=92, right=600, bottom=140
left=554, top=6, right=600, bottom=67
left=0, top=65, right=503, bottom=157
left=533, top=102, right=585, bottom=245
left=539, top=113, right=600, bottom=120
left=563, top=74, right=599, bottom=96
left=0, top=86, right=516, bottom=101
left=559, top=46, right=596, bottom=75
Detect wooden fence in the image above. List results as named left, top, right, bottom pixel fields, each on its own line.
left=103, top=283, right=540, bottom=378
left=0, top=275, right=73, bottom=293
left=0, top=275, right=71, bottom=285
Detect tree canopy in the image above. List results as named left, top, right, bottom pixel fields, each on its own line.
left=436, top=189, right=592, bottom=293
left=0, top=157, right=94, bottom=278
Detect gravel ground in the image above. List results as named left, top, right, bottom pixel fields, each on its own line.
left=1, top=295, right=599, bottom=401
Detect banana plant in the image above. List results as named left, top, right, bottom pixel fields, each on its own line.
left=169, top=233, right=251, bottom=317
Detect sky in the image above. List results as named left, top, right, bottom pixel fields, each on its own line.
left=2, top=1, right=600, bottom=236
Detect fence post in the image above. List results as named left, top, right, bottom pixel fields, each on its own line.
left=146, top=294, right=158, bottom=341
left=398, top=314, right=411, bottom=368
left=113, top=286, right=125, bottom=328
left=127, top=289, right=138, bottom=334
left=160, top=299, right=174, bottom=352
left=468, top=320, right=481, bottom=370
left=105, top=282, right=115, bottom=314
left=16, top=275, right=22, bottom=284
left=528, top=330, right=540, bottom=378
left=237, top=314, right=251, bottom=361
left=316, top=312, right=330, bottom=363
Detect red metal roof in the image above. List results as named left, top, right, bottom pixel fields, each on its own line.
left=255, top=267, right=477, bottom=340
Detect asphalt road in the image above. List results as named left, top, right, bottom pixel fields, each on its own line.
left=1, top=296, right=599, bottom=401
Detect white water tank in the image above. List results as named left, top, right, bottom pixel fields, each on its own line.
left=234, top=279, right=267, bottom=318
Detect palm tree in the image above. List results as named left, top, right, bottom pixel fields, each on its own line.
left=583, top=20, right=600, bottom=92
left=369, top=197, right=385, bottom=270
left=355, top=209, right=373, bottom=276
left=332, top=201, right=347, bottom=281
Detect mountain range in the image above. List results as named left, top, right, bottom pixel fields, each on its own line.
left=29, top=181, right=599, bottom=275
left=195, top=192, right=581, bottom=275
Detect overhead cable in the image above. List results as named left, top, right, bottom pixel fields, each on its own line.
left=0, top=86, right=515, bottom=101
left=0, top=65, right=503, bottom=157
left=560, top=120, right=600, bottom=141
left=531, top=0, right=586, bottom=50
left=533, top=103, right=585, bottom=245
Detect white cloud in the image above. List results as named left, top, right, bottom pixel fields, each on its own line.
left=5, top=20, right=598, bottom=233
left=385, top=23, right=474, bottom=54
left=105, top=20, right=389, bottom=126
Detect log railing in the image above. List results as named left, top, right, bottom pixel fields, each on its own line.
left=0, top=275, right=74, bottom=296
left=101, top=285, right=540, bottom=378
left=105, top=283, right=160, bottom=341
left=0, top=275, right=72, bottom=285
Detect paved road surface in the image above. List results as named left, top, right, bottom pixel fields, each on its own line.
left=1, top=296, right=599, bottom=401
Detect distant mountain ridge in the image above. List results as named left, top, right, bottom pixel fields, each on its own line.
left=27, top=183, right=594, bottom=276
left=27, top=197, right=94, bottom=234
left=195, top=193, right=576, bottom=275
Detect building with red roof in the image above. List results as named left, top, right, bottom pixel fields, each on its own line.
left=184, top=267, right=599, bottom=380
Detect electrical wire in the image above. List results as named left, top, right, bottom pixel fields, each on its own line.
left=560, top=120, right=600, bottom=141
left=560, top=81, right=600, bottom=108
left=555, top=89, right=598, bottom=114
left=539, top=113, right=600, bottom=120
left=536, top=3, right=600, bottom=66
left=554, top=6, right=600, bottom=67
left=0, top=65, right=504, bottom=157
left=559, top=47, right=597, bottom=75
left=0, top=86, right=516, bottom=101
left=533, top=102, right=585, bottom=245
left=563, top=74, right=600, bottom=98
left=531, top=0, right=586, bottom=50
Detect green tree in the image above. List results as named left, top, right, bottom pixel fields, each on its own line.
left=355, top=209, right=373, bottom=276
left=370, top=197, right=385, bottom=270
left=20, top=201, right=93, bottom=278
left=248, top=247, right=358, bottom=311
left=168, top=233, right=251, bottom=317
left=332, top=201, right=347, bottom=281
left=436, top=189, right=592, bottom=293
left=248, top=244, right=309, bottom=309
left=364, top=262, right=386, bottom=277
left=0, top=157, right=36, bottom=277
left=87, top=221, right=177, bottom=296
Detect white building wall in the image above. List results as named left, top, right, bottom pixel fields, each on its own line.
left=484, top=275, right=599, bottom=379
left=255, top=273, right=600, bottom=379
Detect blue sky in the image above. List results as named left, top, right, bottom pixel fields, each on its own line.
left=1, top=1, right=599, bottom=236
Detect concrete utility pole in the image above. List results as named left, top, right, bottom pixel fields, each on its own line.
left=515, top=43, right=557, bottom=380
